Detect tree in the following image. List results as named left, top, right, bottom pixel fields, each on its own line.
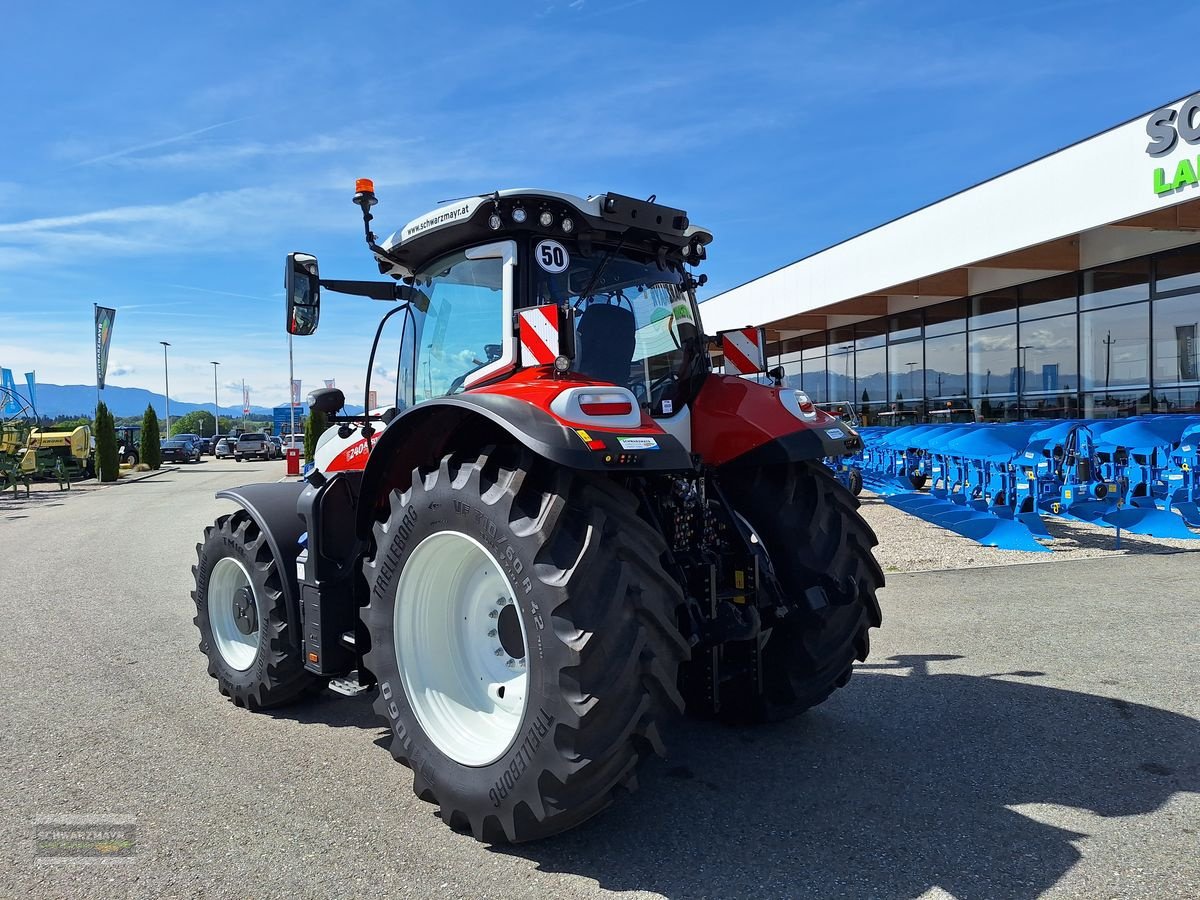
left=141, top=405, right=162, bottom=469
left=169, top=410, right=233, bottom=437
left=94, top=401, right=119, bottom=482
left=303, top=409, right=327, bottom=464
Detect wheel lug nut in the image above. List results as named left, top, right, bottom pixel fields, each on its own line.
left=487, top=629, right=497, bottom=637
left=494, top=648, right=505, bottom=656
left=506, top=659, right=517, bottom=668
left=488, top=610, right=499, bottom=619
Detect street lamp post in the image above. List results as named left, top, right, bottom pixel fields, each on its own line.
left=210, top=361, right=220, bottom=437
left=159, top=341, right=171, bottom=439
left=1018, top=345, right=1033, bottom=421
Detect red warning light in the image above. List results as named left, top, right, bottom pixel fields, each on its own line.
left=355, top=178, right=375, bottom=194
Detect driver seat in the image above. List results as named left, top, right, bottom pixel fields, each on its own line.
left=574, top=304, right=636, bottom=387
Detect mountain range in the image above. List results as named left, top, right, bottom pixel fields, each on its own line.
left=16, top=383, right=362, bottom=418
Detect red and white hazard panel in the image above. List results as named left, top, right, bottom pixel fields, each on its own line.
left=519, top=304, right=561, bottom=366
left=719, top=326, right=767, bottom=375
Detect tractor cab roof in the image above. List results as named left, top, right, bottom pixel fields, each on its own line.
left=375, top=189, right=712, bottom=278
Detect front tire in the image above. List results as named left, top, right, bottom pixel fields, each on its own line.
left=361, top=446, right=688, bottom=842
left=192, top=511, right=315, bottom=709
left=721, top=460, right=883, bottom=721
left=848, top=467, right=864, bottom=496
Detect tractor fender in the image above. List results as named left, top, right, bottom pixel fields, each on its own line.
left=215, top=481, right=308, bottom=648
left=691, top=374, right=864, bottom=468
left=354, top=394, right=691, bottom=539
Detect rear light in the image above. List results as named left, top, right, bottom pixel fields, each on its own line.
left=780, top=389, right=820, bottom=421
left=577, top=392, right=634, bottom=416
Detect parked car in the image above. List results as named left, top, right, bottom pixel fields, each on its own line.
left=161, top=438, right=202, bottom=464
left=269, top=435, right=283, bottom=454
left=209, top=434, right=228, bottom=456
left=214, top=437, right=234, bottom=459
left=193, top=436, right=212, bottom=454
left=234, top=432, right=273, bottom=461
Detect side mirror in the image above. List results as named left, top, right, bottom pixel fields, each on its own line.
left=285, top=252, right=320, bottom=335
left=308, top=387, right=345, bottom=415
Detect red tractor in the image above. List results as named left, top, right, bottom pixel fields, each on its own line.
left=192, top=183, right=881, bottom=842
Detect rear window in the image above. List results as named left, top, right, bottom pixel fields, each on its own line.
left=238, top=433, right=266, bottom=441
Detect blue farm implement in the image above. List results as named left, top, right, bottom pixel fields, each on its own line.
left=855, top=416, right=1200, bottom=551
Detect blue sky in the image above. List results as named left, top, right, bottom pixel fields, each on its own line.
left=0, top=0, right=1194, bottom=407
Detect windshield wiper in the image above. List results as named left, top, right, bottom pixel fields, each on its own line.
left=574, top=236, right=629, bottom=308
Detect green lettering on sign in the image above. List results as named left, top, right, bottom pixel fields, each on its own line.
left=1172, top=158, right=1199, bottom=191
left=1154, top=167, right=1172, bottom=195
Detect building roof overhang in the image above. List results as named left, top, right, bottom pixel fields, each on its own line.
left=701, top=91, right=1200, bottom=344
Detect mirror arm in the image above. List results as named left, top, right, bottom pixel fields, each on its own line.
left=360, top=301, right=412, bottom=440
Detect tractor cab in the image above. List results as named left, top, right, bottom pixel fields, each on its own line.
left=288, top=187, right=714, bottom=423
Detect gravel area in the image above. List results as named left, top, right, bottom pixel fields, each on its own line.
left=858, top=492, right=1200, bottom=574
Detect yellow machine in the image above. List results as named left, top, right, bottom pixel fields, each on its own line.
left=19, top=426, right=93, bottom=476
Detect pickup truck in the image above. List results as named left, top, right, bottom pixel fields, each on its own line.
left=234, top=432, right=273, bottom=462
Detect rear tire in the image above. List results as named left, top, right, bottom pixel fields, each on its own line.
left=721, top=460, right=883, bottom=721
left=192, top=510, right=315, bottom=709
left=361, top=446, right=688, bottom=842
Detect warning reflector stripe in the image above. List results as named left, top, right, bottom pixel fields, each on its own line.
left=721, top=327, right=764, bottom=375
left=519, top=305, right=560, bottom=366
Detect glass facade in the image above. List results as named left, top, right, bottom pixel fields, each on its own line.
left=771, top=242, right=1200, bottom=423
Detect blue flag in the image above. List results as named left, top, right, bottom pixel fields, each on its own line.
left=0, top=368, right=19, bottom=416
left=24, top=371, right=37, bottom=414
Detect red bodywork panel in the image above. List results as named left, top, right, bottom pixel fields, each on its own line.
left=469, top=367, right=665, bottom=434
left=690, top=374, right=838, bottom=467
left=319, top=367, right=670, bottom=473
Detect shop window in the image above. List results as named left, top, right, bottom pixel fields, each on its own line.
left=969, top=323, right=1017, bottom=396
left=1082, top=390, right=1150, bottom=419
left=973, top=395, right=1018, bottom=423
left=925, top=333, right=967, bottom=399
left=1018, top=314, right=1078, bottom=395
left=1080, top=259, right=1149, bottom=310
left=887, top=342, right=923, bottom=406
left=827, top=348, right=854, bottom=401
left=1152, top=293, right=1200, bottom=386
left=801, top=360, right=828, bottom=402
left=1080, top=303, right=1149, bottom=391
left=925, top=299, right=968, bottom=337
left=887, top=310, right=922, bottom=343
left=968, top=289, right=1017, bottom=329
left=1154, top=243, right=1200, bottom=296
left=855, top=345, right=886, bottom=418
left=1019, top=273, right=1077, bottom=320
left=855, top=319, right=886, bottom=350
left=1152, top=384, right=1200, bottom=413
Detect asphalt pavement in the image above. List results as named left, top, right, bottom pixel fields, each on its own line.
left=1, top=459, right=1196, bottom=899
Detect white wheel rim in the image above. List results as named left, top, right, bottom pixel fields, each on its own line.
left=208, top=557, right=260, bottom=671
left=394, top=531, right=528, bottom=767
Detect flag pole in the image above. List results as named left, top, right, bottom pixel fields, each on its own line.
left=288, top=330, right=296, bottom=443
left=94, top=303, right=100, bottom=413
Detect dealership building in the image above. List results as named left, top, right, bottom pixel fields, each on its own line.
left=701, top=91, right=1200, bottom=422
